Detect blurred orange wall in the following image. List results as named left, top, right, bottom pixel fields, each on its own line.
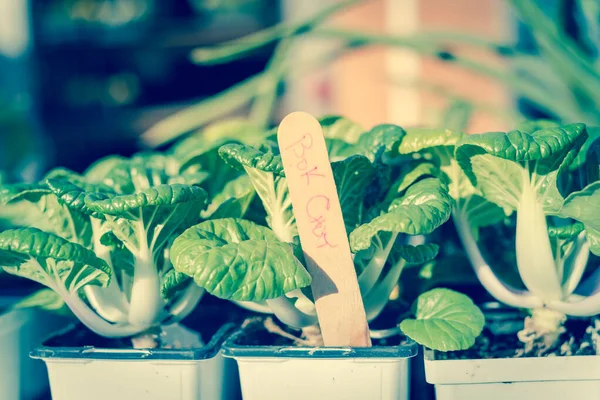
left=286, top=0, right=513, bottom=133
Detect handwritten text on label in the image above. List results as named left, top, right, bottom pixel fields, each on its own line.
left=284, top=132, right=336, bottom=248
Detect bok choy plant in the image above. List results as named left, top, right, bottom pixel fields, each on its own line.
left=397, top=121, right=600, bottom=353
left=163, top=117, right=485, bottom=351
left=0, top=121, right=262, bottom=344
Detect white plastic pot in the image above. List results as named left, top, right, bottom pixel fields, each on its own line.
left=222, top=325, right=418, bottom=400
left=31, top=323, right=240, bottom=400
left=0, top=303, right=66, bottom=400
left=424, top=348, right=600, bottom=399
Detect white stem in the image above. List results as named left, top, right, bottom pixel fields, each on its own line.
left=549, top=291, right=600, bottom=316
left=128, top=252, right=164, bottom=328
left=266, top=296, right=318, bottom=328
left=357, top=233, right=397, bottom=296
left=164, top=284, right=205, bottom=324
left=84, top=285, right=129, bottom=324
left=562, top=233, right=591, bottom=297
left=233, top=300, right=274, bottom=314
left=63, top=292, right=142, bottom=337
left=515, top=176, right=562, bottom=300
left=364, top=259, right=405, bottom=321
left=86, top=218, right=131, bottom=323
left=453, top=211, right=543, bottom=309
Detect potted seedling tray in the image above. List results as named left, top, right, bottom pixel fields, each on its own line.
left=31, top=304, right=242, bottom=400
left=222, top=318, right=417, bottom=400
left=424, top=304, right=600, bottom=400
left=0, top=290, right=68, bottom=400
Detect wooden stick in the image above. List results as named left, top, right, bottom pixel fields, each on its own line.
left=277, top=111, right=371, bottom=347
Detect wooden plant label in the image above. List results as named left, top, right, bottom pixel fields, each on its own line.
left=277, top=111, right=371, bottom=347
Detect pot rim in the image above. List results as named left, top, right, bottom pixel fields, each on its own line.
left=221, top=323, right=418, bottom=359
left=30, top=322, right=237, bottom=361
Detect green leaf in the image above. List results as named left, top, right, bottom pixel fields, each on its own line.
left=319, top=115, right=365, bottom=144
left=84, top=155, right=128, bottom=183
left=357, top=124, right=406, bottom=163
left=169, top=218, right=311, bottom=301
left=516, top=119, right=560, bottom=133
left=399, top=128, right=463, bottom=154
left=7, top=182, right=94, bottom=247
left=455, top=123, right=588, bottom=213
left=559, top=181, right=600, bottom=255
left=350, top=179, right=453, bottom=252
left=326, top=138, right=358, bottom=162
left=12, top=288, right=72, bottom=317
left=0, top=228, right=110, bottom=293
left=399, top=288, right=484, bottom=351
left=218, top=143, right=284, bottom=175
left=203, top=174, right=256, bottom=219
left=161, top=270, right=193, bottom=300
left=390, top=243, right=439, bottom=266
left=392, top=162, right=439, bottom=195
left=85, top=184, right=207, bottom=257
left=548, top=222, right=585, bottom=239
left=46, top=178, right=104, bottom=219
left=331, top=155, right=375, bottom=231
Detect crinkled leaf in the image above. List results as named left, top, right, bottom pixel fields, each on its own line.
left=390, top=243, right=439, bottom=266
left=358, top=124, right=405, bottom=163
left=455, top=123, right=588, bottom=213
left=169, top=218, right=311, bottom=301
left=161, top=270, right=193, bottom=300
left=218, top=143, right=284, bottom=174
left=351, top=179, right=453, bottom=252
left=399, top=288, right=484, bottom=351
left=548, top=222, right=585, bottom=239
left=0, top=228, right=110, bottom=293
left=85, top=184, right=207, bottom=256
left=7, top=182, right=93, bottom=247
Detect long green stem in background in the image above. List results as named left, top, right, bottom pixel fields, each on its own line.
left=314, top=28, right=585, bottom=121
left=249, top=39, right=293, bottom=129
left=190, top=0, right=362, bottom=65
left=141, top=45, right=349, bottom=147
left=143, top=0, right=600, bottom=148
left=508, top=0, right=600, bottom=107
left=141, top=75, right=262, bottom=147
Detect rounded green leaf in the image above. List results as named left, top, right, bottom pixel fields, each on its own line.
left=400, top=288, right=484, bottom=351
left=170, top=218, right=311, bottom=301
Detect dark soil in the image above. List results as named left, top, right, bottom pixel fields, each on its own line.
left=44, top=294, right=249, bottom=349
left=233, top=316, right=408, bottom=348
left=436, top=317, right=597, bottom=360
